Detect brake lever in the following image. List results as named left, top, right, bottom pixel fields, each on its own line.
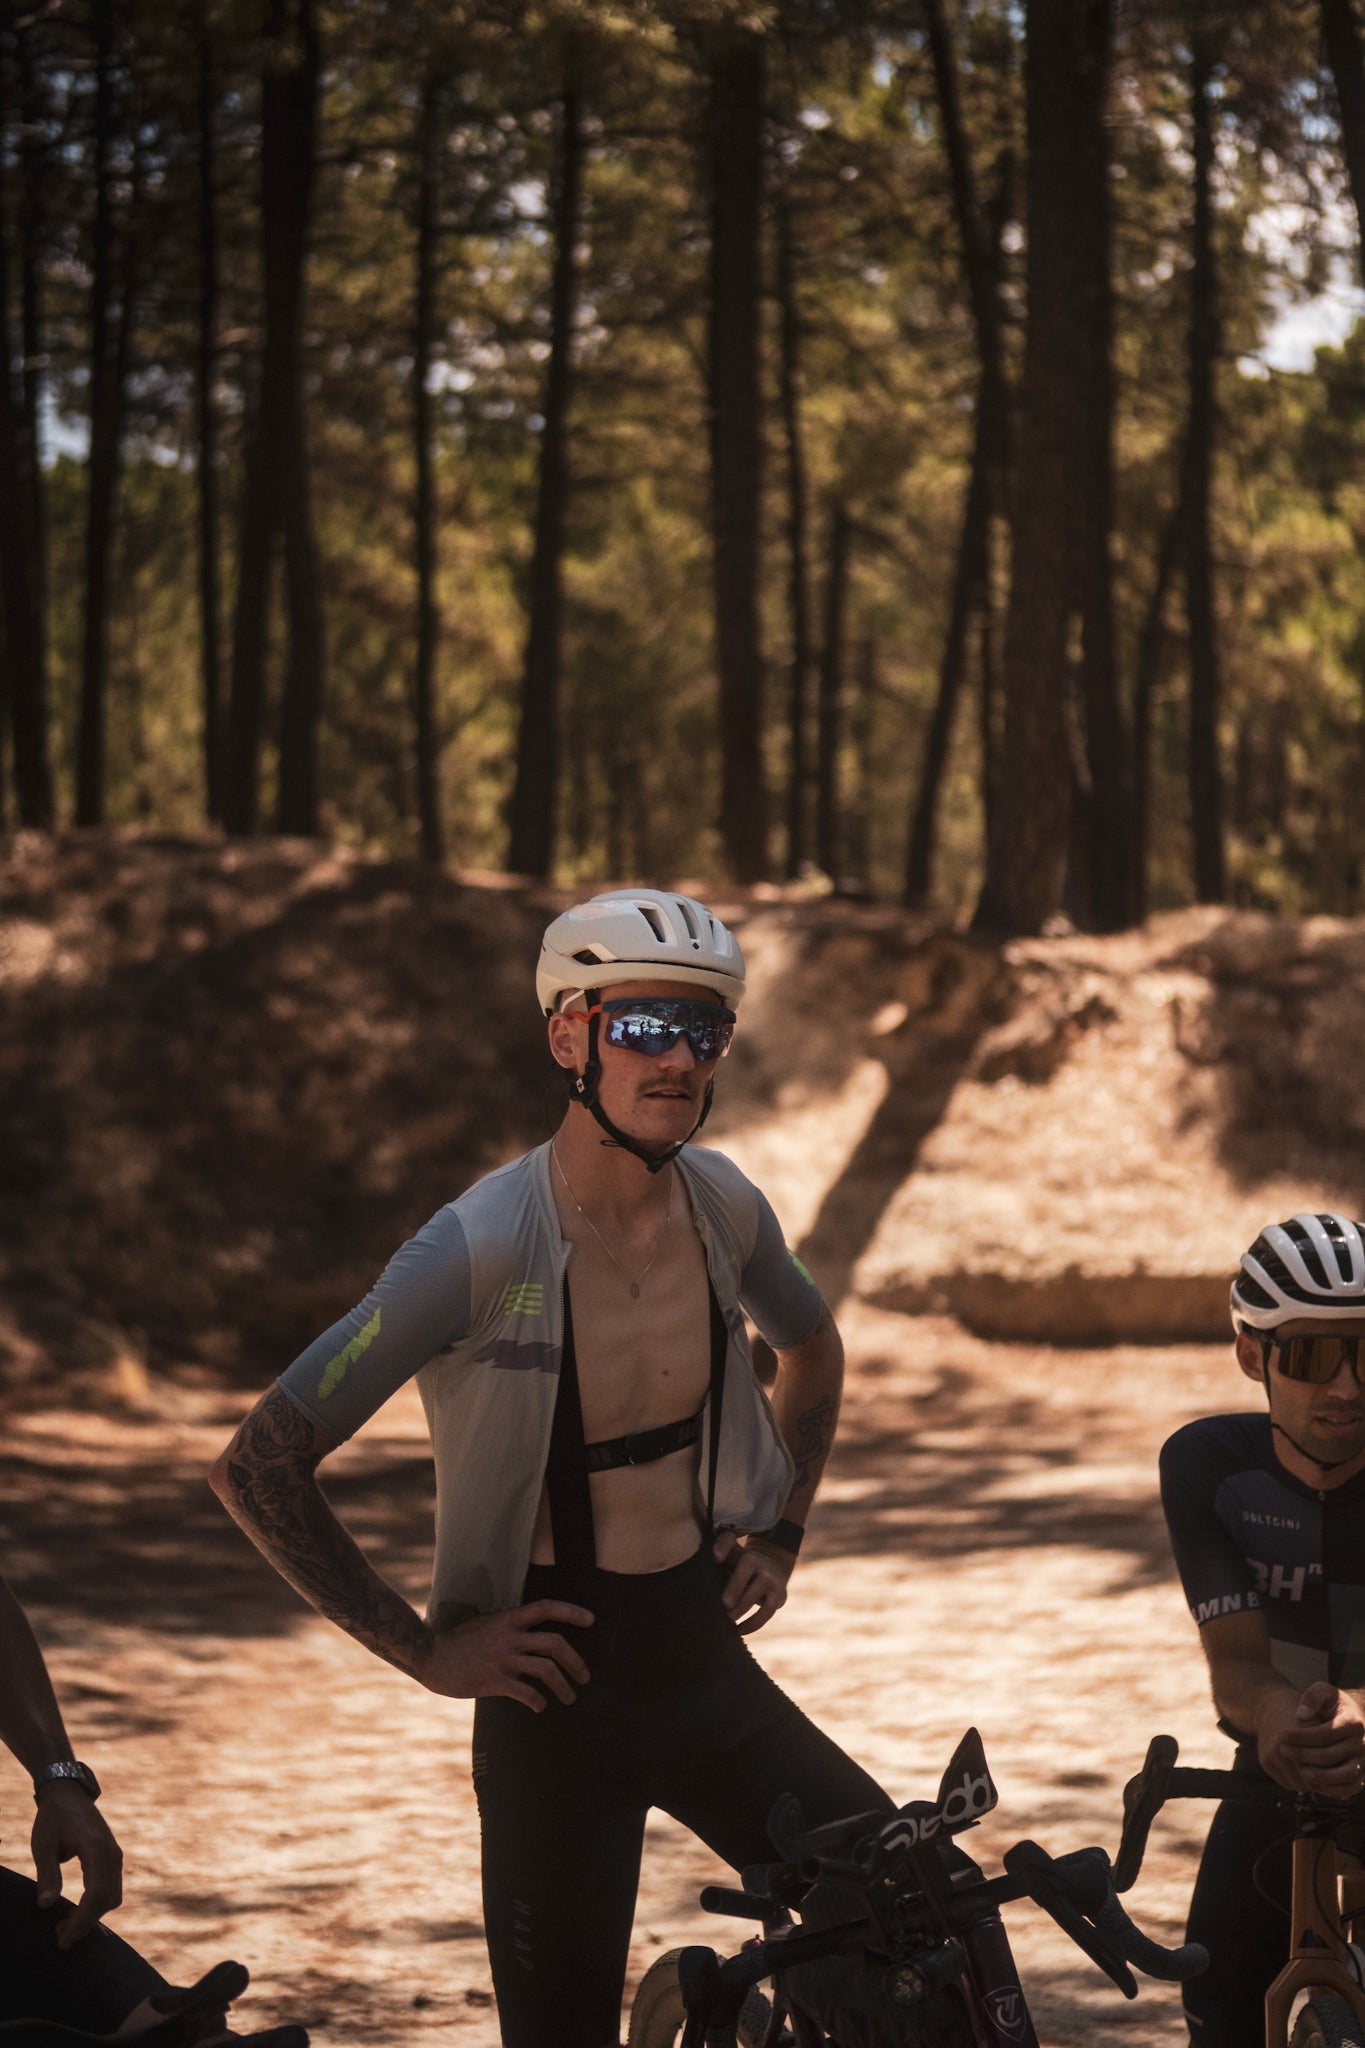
left=1114, top=1735, right=1179, bottom=1894
left=1002, top=1841, right=1138, bottom=1999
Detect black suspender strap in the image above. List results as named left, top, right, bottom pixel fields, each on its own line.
left=704, top=1278, right=727, bottom=1543
left=546, top=1280, right=596, bottom=1572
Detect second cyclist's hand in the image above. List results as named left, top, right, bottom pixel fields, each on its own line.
left=416, top=1600, right=593, bottom=1710
left=1278, top=1681, right=1365, bottom=1798
left=715, top=1531, right=793, bottom=1635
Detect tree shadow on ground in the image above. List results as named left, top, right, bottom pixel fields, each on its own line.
left=0, top=1347, right=1171, bottom=1649
left=0, top=1439, right=436, bottom=1639
left=791, top=936, right=1007, bottom=1307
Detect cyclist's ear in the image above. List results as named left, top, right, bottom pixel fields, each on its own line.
left=1233, top=1330, right=1265, bottom=1385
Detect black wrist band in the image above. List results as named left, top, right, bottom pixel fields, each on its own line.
left=761, top=1518, right=805, bottom=1557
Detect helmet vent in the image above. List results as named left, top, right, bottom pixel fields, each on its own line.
left=637, top=903, right=668, bottom=944
left=573, top=946, right=606, bottom=966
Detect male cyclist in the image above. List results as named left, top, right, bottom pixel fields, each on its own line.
left=1161, top=1211, right=1365, bottom=2047
left=210, top=889, right=889, bottom=2048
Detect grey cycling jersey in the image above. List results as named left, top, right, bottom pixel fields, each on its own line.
left=277, top=1141, right=822, bottom=1618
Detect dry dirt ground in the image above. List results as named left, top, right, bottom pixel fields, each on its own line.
left=3, top=1302, right=1242, bottom=2048
left=8, top=837, right=1360, bottom=2046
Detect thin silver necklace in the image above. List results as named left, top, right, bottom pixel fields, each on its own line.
left=551, top=1144, right=673, bottom=1298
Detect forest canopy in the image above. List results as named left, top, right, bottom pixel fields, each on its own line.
left=3, top=0, right=1365, bottom=933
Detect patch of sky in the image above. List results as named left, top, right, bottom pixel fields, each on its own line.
left=43, top=394, right=89, bottom=465
left=1240, top=195, right=1365, bottom=375
left=510, top=177, right=546, bottom=220
left=1247, top=274, right=1365, bottom=376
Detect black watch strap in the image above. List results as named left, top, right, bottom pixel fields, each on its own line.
left=760, top=1518, right=805, bottom=1557
left=33, top=1760, right=101, bottom=1803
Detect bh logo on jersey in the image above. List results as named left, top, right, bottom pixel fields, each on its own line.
left=878, top=1728, right=999, bottom=1851
left=986, top=1986, right=1027, bottom=2041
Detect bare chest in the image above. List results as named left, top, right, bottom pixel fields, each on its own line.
left=562, top=1220, right=714, bottom=1441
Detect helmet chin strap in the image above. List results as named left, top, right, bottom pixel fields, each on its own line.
left=569, top=988, right=714, bottom=1174
left=1264, top=1364, right=1364, bottom=1474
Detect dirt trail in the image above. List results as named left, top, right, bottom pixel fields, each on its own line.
left=3, top=1303, right=1240, bottom=2047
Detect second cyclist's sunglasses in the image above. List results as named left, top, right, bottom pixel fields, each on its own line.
left=1259, top=1331, right=1365, bottom=1386
left=586, top=997, right=737, bottom=1062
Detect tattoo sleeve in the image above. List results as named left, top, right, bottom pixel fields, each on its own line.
left=789, top=1392, right=839, bottom=1496
left=216, top=1385, right=432, bottom=1679
left=773, top=1301, right=843, bottom=1511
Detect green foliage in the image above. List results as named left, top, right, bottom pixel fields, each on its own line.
left=8, top=0, right=1365, bottom=915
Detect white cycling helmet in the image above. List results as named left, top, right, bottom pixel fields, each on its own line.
left=1231, top=1212, right=1365, bottom=1330
left=536, top=890, right=745, bottom=1016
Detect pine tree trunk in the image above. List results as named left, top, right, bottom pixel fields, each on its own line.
left=815, top=499, right=850, bottom=882
left=706, top=26, right=769, bottom=883
left=272, top=0, right=325, bottom=837
left=973, top=0, right=1087, bottom=934
left=275, top=415, right=325, bottom=833
left=0, top=17, right=52, bottom=828
left=222, top=421, right=278, bottom=833
left=16, top=13, right=46, bottom=695
left=410, top=67, right=445, bottom=868
left=1322, top=0, right=1365, bottom=286
left=904, top=392, right=990, bottom=907
left=923, top=0, right=1015, bottom=917
left=776, top=176, right=812, bottom=881
left=1185, top=31, right=1227, bottom=904
left=224, top=0, right=320, bottom=835
left=1131, top=475, right=1185, bottom=920
left=506, top=66, right=583, bottom=879
left=197, top=28, right=223, bottom=824
left=75, top=0, right=118, bottom=828
left=1073, top=0, right=1132, bottom=930
left=847, top=633, right=875, bottom=893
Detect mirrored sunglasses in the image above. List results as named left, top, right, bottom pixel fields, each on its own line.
left=1261, top=1332, right=1365, bottom=1387
left=590, top=997, right=736, bottom=1062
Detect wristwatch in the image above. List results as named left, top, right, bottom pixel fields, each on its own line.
left=32, top=1760, right=101, bottom=1803
left=760, top=1519, right=806, bottom=1557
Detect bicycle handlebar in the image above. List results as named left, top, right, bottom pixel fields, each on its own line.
left=1112, top=1733, right=1365, bottom=1893
left=999, top=1841, right=1206, bottom=1996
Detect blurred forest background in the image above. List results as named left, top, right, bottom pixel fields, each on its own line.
left=5, top=0, right=1365, bottom=933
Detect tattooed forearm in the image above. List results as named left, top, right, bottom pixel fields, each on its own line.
left=212, top=1387, right=432, bottom=1679
left=771, top=1303, right=845, bottom=1515
left=789, top=1392, right=839, bottom=1495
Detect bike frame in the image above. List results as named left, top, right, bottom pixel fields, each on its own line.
left=956, top=1911, right=1040, bottom=2048
left=1116, top=1736, right=1365, bottom=2048
left=1263, top=1834, right=1365, bottom=2047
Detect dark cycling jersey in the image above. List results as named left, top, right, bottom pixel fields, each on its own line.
left=1158, top=1410, right=1365, bottom=2048
left=1160, top=1412, right=1365, bottom=1703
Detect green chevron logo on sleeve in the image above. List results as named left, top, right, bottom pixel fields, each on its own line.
left=503, top=1281, right=545, bottom=1317
left=790, top=1252, right=815, bottom=1286
left=317, top=1307, right=382, bottom=1400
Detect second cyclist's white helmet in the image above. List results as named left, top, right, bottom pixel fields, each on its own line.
left=537, top=890, right=745, bottom=1016
left=1231, top=1212, right=1365, bottom=1330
